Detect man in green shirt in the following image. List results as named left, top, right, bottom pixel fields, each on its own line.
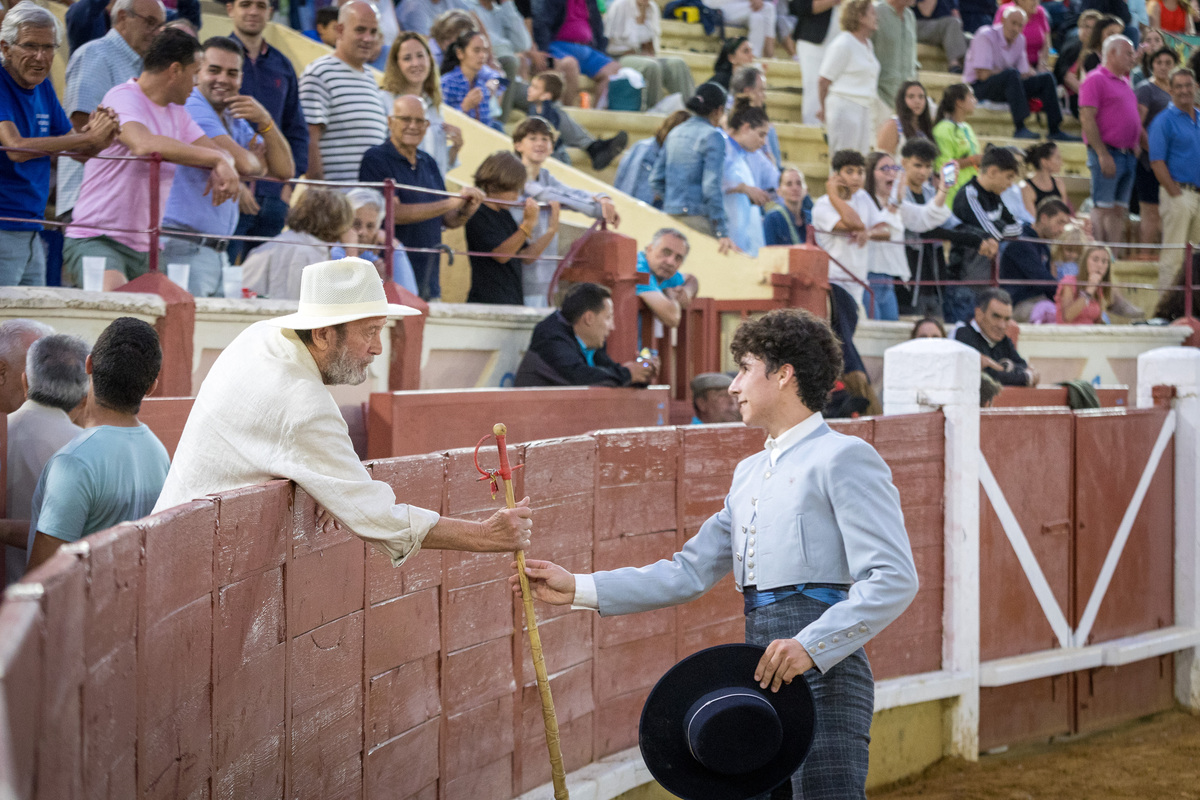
left=872, top=0, right=918, bottom=108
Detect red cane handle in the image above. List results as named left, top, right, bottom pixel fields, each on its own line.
left=492, top=423, right=512, bottom=481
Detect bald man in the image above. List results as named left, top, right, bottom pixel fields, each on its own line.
left=298, top=0, right=389, bottom=181
left=359, top=95, right=483, bottom=299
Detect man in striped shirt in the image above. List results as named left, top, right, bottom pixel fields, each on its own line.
left=299, top=0, right=388, bottom=181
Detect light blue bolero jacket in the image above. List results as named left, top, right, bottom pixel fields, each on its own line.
left=592, top=421, right=919, bottom=673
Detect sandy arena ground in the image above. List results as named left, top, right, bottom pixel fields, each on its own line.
left=869, top=711, right=1200, bottom=799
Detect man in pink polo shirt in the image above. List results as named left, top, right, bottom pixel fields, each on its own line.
left=963, top=6, right=1075, bottom=141
left=1078, top=34, right=1141, bottom=247
left=64, top=28, right=240, bottom=285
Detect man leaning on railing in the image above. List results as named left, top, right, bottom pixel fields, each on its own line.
left=62, top=28, right=240, bottom=286
left=0, top=5, right=118, bottom=287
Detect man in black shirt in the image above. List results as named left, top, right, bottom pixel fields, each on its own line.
left=515, top=282, right=656, bottom=386
left=954, top=287, right=1040, bottom=386
left=946, top=146, right=1023, bottom=322
left=999, top=197, right=1071, bottom=321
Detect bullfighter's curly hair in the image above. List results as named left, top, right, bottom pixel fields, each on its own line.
left=730, top=309, right=843, bottom=412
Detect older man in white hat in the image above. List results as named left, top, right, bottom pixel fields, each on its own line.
left=155, top=258, right=532, bottom=563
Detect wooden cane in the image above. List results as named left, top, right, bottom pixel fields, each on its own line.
left=491, top=423, right=569, bottom=799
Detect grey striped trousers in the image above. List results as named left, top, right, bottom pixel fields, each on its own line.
left=745, top=592, right=874, bottom=800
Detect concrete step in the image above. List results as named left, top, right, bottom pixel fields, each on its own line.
left=561, top=105, right=1087, bottom=168
left=658, top=18, right=950, bottom=69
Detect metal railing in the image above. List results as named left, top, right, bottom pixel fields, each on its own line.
left=0, top=145, right=567, bottom=285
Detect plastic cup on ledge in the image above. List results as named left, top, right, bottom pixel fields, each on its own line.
left=167, top=262, right=190, bottom=291
left=222, top=265, right=243, bottom=299
left=81, top=257, right=105, bottom=292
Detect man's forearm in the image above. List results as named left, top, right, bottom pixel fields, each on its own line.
left=0, top=518, right=30, bottom=548
left=394, top=198, right=458, bottom=224
left=124, top=132, right=231, bottom=170
left=306, top=125, right=324, bottom=179
left=261, top=124, right=296, bottom=180
left=422, top=516, right=486, bottom=551
left=0, top=126, right=104, bottom=162
left=26, top=531, right=66, bottom=572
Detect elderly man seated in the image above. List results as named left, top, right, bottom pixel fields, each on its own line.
left=515, top=282, right=657, bottom=387
left=963, top=6, right=1077, bottom=141
left=689, top=372, right=739, bottom=424
left=637, top=227, right=699, bottom=330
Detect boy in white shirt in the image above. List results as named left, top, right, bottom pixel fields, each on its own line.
left=812, top=149, right=889, bottom=309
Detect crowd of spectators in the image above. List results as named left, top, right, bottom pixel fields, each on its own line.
left=2, top=0, right=1200, bottom=416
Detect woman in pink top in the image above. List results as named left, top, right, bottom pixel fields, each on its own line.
left=1056, top=245, right=1111, bottom=323
left=994, top=0, right=1051, bottom=69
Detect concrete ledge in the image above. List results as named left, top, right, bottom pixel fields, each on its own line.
left=515, top=747, right=653, bottom=800
left=981, top=627, right=1200, bottom=686
left=0, top=286, right=165, bottom=316
left=874, top=669, right=975, bottom=712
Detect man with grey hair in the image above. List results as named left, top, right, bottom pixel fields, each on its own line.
left=962, top=5, right=1073, bottom=140
left=1079, top=33, right=1141, bottom=246
left=0, top=318, right=52, bottom=414
left=65, top=0, right=198, bottom=53
left=0, top=5, right=118, bottom=285
left=156, top=258, right=533, bottom=565
left=3, top=333, right=90, bottom=587
left=299, top=0, right=390, bottom=181
left=0, top=318, right=54, bottom=581
left=637, top=227, right=698, bottom=329
left=340, top=187, right=418, bottom=293
left=56, top=0, right=167, bottom=222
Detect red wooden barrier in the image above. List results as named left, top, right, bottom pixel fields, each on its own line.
left=365, top=386, right=670, bottom=460
left=990, top=386, right=1129, bottom=408
left=977, top=406, right=1178, bottom=750
left=138, top=397, right=196, bottom=459
left=0, top=416, right=952, bottom=799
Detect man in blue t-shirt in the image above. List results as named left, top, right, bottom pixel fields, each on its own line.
left=0, top=5, right=118, bottom=286
left=26, top=317, right=170, bottom=572
left=162, top=36, right=294, bottom=296
left=635, top=227, right=699, bottom=330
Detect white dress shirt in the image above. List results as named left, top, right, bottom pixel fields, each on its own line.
left=154, top=322, right=441, bottom=565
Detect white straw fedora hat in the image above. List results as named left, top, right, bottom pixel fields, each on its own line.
left=266, top=258, right=422, bottom=329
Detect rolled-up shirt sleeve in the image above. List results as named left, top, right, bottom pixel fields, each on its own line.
left=280, top=394, right=441, bottom=566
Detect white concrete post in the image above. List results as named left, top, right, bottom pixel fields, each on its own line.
left=883, top=339, right=981, bottom=760
left=1137, top=347, right=1200, bottom=710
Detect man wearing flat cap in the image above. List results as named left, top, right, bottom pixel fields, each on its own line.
left=690, top=372, right=739, bottom=424
left=155, top=258, right=532, bottom=563
left=516, top=309, right=918, bottom=799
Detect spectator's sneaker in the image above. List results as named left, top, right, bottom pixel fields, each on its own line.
left=948, top=64, right=964, bottom=74
left=588, top=131, right=629, bottom=170
left=1013, top=127, right=1040, bottom=139
left=1049, top=130, right=1082, bottom=142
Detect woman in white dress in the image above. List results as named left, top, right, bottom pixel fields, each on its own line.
left=817, top=0, right=881, bottom=155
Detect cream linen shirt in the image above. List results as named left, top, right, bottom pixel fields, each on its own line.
left=153, top=321, right=441, bottom=565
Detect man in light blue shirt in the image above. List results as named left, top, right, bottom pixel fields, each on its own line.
left=636, top=227, right=698, bottom=330
left=513, top=309, right=919, bottom=799
left=162, top=36, right=294, bottom=296
left=26, top=317, right=170, bottom=572
left=1149, top=67, right=1200, bottom=291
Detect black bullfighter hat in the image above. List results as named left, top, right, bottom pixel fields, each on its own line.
left=639, top=643, right=816, bottom=800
